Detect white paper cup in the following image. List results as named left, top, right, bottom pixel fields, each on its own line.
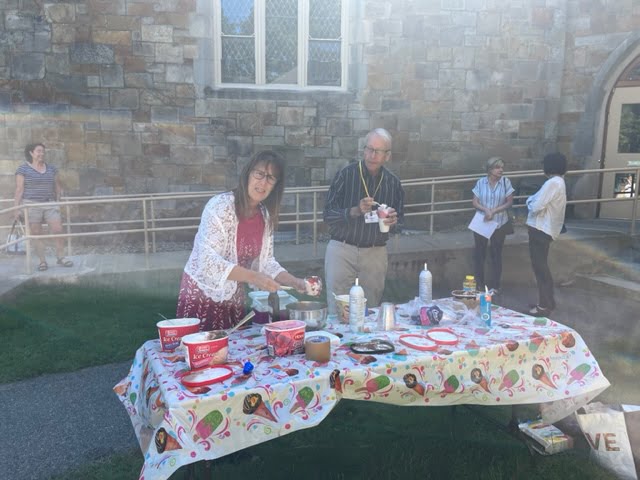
left=379, top=218, right=390, bottom=232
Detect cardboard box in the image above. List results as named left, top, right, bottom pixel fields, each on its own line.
left=518, top=419, right=574, bottom=455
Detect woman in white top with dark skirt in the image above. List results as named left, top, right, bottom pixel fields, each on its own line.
left=471, top=157, right=514, bottom=294
left=526, top=153, right=567, bottom=316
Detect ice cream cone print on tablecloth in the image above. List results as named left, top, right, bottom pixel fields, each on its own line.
left=290, top=386, right=315, bottom=413
left=532, top=364, right=557, bottom=389
left=243, top=393, right=277, bottom=422
left=470, top=368, right=491, bottom=393
left=330, top=369, right=343, bottom=393
left=403, top=373, right=425, bottom=396
left=155, top=427, right=182, bottom=453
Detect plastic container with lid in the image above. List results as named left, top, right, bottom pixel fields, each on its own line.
left=248, top=290, right=296, bottom=323
left=463, top=275, right=476, bottom=292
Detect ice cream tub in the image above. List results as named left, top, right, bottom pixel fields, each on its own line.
left=156, top=318, right=201, bottom=352
left=181, top=330, right=229, bottom=370
left=264, top=320, right=306, bottom=357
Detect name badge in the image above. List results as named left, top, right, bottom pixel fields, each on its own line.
left=364, top=211, right=379, bottom=223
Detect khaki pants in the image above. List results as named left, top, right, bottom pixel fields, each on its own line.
left=324, top=240, right=388, bottom=315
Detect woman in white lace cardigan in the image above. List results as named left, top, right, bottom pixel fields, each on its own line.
left=177, top=151, right=306, bottom=331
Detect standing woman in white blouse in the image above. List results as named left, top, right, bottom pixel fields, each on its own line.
left=176, top=150, right=306, bottom=331
left=526, top=153, right=567, bottom=316
left=471, top=157, right=514, bottom=294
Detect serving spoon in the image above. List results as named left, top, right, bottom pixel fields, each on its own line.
left=226, top=310, right=256, bottom=336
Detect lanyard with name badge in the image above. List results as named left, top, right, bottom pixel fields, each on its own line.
left=359, top=161, right=384, bottom=223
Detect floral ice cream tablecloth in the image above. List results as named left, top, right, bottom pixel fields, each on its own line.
left=114, top=299, right=610, bottom=480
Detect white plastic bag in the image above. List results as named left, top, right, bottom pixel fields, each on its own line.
left=576, top=403, right=640, bottom=480
left=4, top=219, right=26, bottom=255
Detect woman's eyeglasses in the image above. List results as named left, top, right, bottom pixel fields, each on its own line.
left=251, top=169, right=278, bottom=185
left=364, top=146, right=391, bottom=156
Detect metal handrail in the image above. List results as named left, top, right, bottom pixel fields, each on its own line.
left=2, top=166, right=638, bottom=273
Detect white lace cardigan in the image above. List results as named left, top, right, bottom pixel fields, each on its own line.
left=183, top=191, right=285, bottom=302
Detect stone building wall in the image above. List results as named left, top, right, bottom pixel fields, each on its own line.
left=1, top=0, right=639, bottom=216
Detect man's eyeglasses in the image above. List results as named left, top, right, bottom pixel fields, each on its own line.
left=364, top=146, right=390, bottom=156
left=251, top=169, right=278, bottom=185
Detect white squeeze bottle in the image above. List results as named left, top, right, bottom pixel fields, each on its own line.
left=349, top=277, right=365, bottom=333
left=419, top=262, right=432, bottom=304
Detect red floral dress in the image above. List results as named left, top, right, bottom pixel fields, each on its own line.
left=176, top=213, right=265, bottom=331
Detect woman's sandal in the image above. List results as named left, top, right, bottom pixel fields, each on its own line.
left=57, top=257, right=73, bottom=267
left=38, top=261, right=48, bottom=271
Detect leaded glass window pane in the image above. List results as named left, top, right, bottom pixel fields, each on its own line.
left=221, top=0, right=255, bottom=84
left=265, top=0, right=298, bottom=84
left=308, top=0, right=341, bottom=86
left=308, top=40, right=341, bottom=86
left=619, top=104, right=640, bottom=153
left=221, top=0, right=254, bottom=35
left=309, top=0, right=341, bottom=39
left=222, top=38, right=255, bottom=84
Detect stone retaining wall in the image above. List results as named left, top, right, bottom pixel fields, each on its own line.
left=1, top=0, right=639, bottom=213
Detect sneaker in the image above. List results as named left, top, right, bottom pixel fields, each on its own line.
left=528, top=305, right=552, bottom=316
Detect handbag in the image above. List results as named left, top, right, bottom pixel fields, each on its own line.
left=501, top=178, right=515, bottom=235
left=5, top=219, right=26, bottom=255
left=502, top=217, right=515, bottom=235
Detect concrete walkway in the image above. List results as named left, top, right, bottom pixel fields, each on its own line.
left=0, top=218, right=638, bottom=479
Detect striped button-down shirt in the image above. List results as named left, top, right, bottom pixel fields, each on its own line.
left=472, top=176, right=514, bottom=227
left=323, top=161, right=405, bottom=248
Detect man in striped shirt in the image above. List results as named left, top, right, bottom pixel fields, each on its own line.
left=323, top=128, right=405, bottom=315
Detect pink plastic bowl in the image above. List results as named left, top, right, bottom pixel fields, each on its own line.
left=156, top=318, right=201, bottom=352
left=264, top=320, right=306, bottom=357
left=181, top=331, right=229, bottom=370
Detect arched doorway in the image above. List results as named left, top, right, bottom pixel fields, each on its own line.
left=600, top=57, right=640, bottom=219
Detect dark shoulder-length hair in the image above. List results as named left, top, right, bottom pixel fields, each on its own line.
left=543, top=152, right=567, bottom=175
left=24, top=143, right=45, bottom=163
left=233, top=150, right=286, bottom=230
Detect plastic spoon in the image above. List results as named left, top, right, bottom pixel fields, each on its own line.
left=226, top=310, right=256, bottom=336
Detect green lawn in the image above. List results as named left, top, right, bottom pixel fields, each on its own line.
left=1, top=272, right=624, bottom=479
left=53, top=401, right=615, bottom=480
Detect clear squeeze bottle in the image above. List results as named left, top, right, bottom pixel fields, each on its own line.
left=419, top=262, right=432, bottom=304
left=349, top=278, right=365, bottom=333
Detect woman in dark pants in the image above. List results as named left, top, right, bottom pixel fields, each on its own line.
left=526, top=153, right=567, bottom=316
left=471, top=157, right=514, bottom=293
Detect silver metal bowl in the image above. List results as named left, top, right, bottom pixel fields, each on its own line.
left=286, top=301, right=327, bottom=331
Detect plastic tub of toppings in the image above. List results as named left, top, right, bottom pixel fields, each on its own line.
left=264, top=320, right=306, bottom=357
left=181, top=330, right=229, bottom=370
left=156, top=318, right=201, bottom=352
